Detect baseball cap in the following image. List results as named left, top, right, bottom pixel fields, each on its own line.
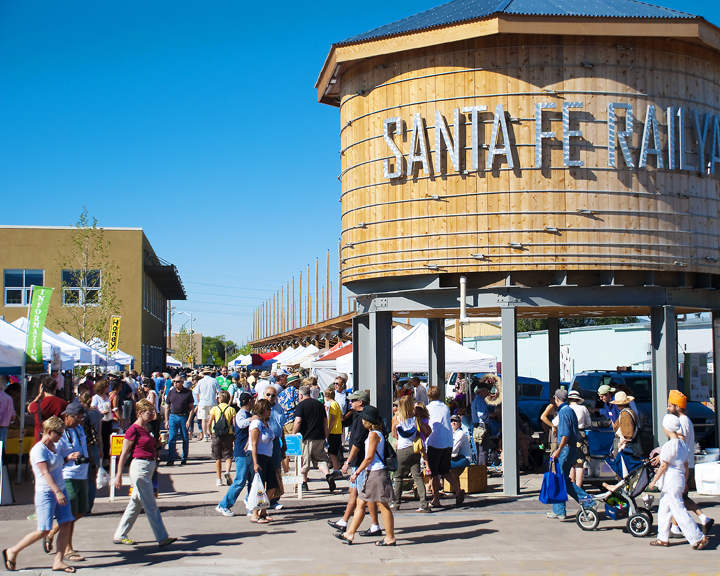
left=238, top=392, right=253, bottom=407
left=63, top=399, right=86, bottom=416
left=348, top=390, right=369, bottom=403
left=597, top=384, right=616, bottom=395
left=554, top=389, right=568, bottom=402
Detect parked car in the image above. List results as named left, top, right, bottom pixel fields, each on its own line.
left=446, top=372, right=550, bottom=432
left=569, top=369, right=716, bottom=449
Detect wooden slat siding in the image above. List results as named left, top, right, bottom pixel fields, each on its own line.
left=337, top=35, right=720, bottom=282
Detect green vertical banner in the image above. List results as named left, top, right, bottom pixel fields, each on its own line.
left=25, top=286, right=54, bottom=374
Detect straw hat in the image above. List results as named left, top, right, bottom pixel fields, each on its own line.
left=610, top=390, right=634, bottom=405
left=567, top=390, right=584, bottom=403
left=259, top=371, right=271, bottom=379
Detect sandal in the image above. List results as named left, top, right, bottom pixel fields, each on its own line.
left=64, top=552, right=85, bottom=562
left=333, top=532, right=352, bottom=545
left=52, top=567, right=76, bottom=573
left=43, top=536, right=53, bottom=554
left=2, top=549, right=16, bottom=571
left=250, top=518, right=269, bottom=524
left=113, top=538, right=136, bottom=545
left=649, top=540, right=670, bottom=547
left=692, top=536, right=709, bottom=550
left=376, top=540, right=396, bottom=546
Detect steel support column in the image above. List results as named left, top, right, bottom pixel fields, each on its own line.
left=428, top=318, right=446, bottom=394
left=547, top=317, right=561, bottom=397
left=651, top=306, right=677, bottom=448
left=352, top=311, right=393, bottom=425
left=712, top=312, right=720, bottom=450
left=501, top=306, right=519, bottom=496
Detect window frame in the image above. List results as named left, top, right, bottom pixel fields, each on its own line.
left=61, top=269, right=102, bottom=306
left=3, top=269, right=45, bottom=307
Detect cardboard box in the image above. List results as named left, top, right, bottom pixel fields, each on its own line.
left=444, top=465, right=488, bottom=494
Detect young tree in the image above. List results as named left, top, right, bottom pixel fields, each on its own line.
left=51, top=207, right=123, bottom=343
left=174, top=326, right=198, bottom=367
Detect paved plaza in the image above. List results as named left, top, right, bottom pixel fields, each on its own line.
left=2, top=439, right=718, bottom=576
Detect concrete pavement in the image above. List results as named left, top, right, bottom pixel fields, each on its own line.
left=2, top=434, right=718, bottom=575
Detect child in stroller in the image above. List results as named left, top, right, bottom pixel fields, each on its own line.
left=575, top=455, right=655, bottom=537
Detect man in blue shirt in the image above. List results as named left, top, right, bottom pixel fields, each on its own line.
left=547, top=389, right=592, bottom=519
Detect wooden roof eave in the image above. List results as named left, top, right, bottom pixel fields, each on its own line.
left=316, top=15, right=720, bottom=106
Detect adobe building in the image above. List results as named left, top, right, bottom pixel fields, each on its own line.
left=317, top=0, right=720, bottom=493
left=0, top=226, right=186, bottom=373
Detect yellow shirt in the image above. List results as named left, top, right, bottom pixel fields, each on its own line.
left=327, top=400, right=342, bottom=435
left=210, top=403, right=237, bottom=429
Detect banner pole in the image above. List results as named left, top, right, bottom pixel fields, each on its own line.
left=16, top=367, right=26, bottom=484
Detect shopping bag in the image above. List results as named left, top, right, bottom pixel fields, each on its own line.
left=96, top=466, right=110, bottom=489
left=247, top=472, right=270, bottom=510
left=539, top=460, right=568, bottom=504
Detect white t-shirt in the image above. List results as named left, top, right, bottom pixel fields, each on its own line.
left=427, top=400, right=453, bottom=449
left=247, top=419, right=275, bottom=457
left=30, top=442, right=65, bottom=493
left=395, top=417, right=417, bottom=450
left=255, top=381, right=283, bottom=399
left=92, top=393, right=113, bottom=422
left=679, top=414, right=695, bottom=469
left=659, top=438, right=690, bottom=495
left=570, top=403, right=591, bottom=430
left=414, top=384, right=429, bottom=405
left=452, top=428, right=472, bottom=459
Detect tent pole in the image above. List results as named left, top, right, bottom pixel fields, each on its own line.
left=17, top=367, right=26, bottom=484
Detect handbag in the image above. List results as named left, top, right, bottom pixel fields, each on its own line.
left=539, top=460, right=568, bottom=504
left=412, top=437, right=424, bottom=454
left=247, top=472, right=270, bottom=510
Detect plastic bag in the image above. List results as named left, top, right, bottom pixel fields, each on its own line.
left=246, top=473, right=270, bottom=511
left=96, top=466, right=110, bottom=489
left=539, top=459, right=568, bottom=504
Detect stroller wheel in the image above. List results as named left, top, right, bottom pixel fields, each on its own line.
left=575, top=507, right=599, bottom=531
left=637, top=507, right=653, bottom=526
left=627, top=512, right=652, bottom=538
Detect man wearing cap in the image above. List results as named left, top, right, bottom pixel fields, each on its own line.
left=666, top=390, right=715, bottom=536
left=595, top=384, right=618, bottom=421
left=547, top=389, right=593, bottom=519
left=327, top=390, right=383, bottom=536
left=195, top=368, right=220, bottom=442
left=216, top=367, right=232, bottom=392
left=293, top=386, right=336, bottom=493
left=216, top=392, right=255, bottom=517
left=278, top=373, right=301, bottom=431
left=46, top=399, right=90, bottom=561
left=165, top=375, right=194, bottom=466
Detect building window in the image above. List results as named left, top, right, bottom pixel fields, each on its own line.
left=3, top=269, right=44, bottom=306
left=62, top=269, right=101, bottom=305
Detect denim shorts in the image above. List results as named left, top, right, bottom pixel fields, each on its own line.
left=35, top=489, right=74, bottom=531
left=349, top=467, right=367, bottom=491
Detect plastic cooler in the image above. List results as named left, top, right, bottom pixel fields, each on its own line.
left=694, top=462, right=720, bottom=496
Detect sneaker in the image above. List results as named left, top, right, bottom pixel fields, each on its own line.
left=180, top=460, right=187, bottom=466
left=270, top=503, right=284, bottom=510
left=701, top=518, right=714, bottom=535
left=546, top=512, right=568, bottom=519
left=669, top=531, right=685, bottom=539
left=204, top=436, right=210, bottom=442
left=158, top=537, right=178, bottom=548
left=224, top=473, right=232, bottom=486
left=331, top=470, right=343, bottom=479
left=301, top=482, right=309, bottom=491
left=326, top=475, right=337, bottom=493
left=215, top=506, right=234, bottom=517
left=216, top=478, right=223, bottom=486
left=166, top=461, right=175, bottom=467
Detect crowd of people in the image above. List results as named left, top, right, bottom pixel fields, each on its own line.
left=1, top=364, right=716, bottom=571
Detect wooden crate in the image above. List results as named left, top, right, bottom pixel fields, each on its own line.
left=444, top=465, right=487, bottom=494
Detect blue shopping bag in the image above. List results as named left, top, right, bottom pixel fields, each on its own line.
left=539, top=459, right=568, bottom=504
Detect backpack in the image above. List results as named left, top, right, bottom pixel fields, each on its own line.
left=214, top=405, right=234, bottom=438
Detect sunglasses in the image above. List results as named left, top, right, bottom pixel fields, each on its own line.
left=266, top=394, right=277, bottom=398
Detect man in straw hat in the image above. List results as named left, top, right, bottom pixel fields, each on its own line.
left=665, top=390, right=714, bottom=536
left=610, top=391, right=642, bottom=457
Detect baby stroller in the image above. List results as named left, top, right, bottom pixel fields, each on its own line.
left=575, top=454, right=655, bottom=537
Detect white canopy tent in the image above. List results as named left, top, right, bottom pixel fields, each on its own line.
left=0, top=339, right=25, bottom=369
left=277, top=345, right=319, bottom=366
left=87, top=337, right=134, bottom=368
left=272, top=346, right=302, bottom=363
left=228, top=354, right=252, bottom=368
left=55, top=332, right=107, bottom=365
left=11, top=318, right=92, bottom=365
left=0, top=318, right=69, bottom=369
left=335, top=322, right=496, bottom=375
left=166, top=355, right=182, bottom=367
left=285, top=347, right=323, bottom=367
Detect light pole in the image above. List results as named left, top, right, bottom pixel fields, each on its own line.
left=178, top=311, right=194, bottom=367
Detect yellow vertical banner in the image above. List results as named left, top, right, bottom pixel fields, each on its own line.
left=107, top=315, right=122, bottom=352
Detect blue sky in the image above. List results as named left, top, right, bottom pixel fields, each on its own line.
left=2, top=0, right=719, bottom=346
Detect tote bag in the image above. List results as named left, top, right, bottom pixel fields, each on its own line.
left=539, top=460, right=568, bottom=504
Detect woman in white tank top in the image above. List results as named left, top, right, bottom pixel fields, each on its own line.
left=390, top=395, right=429, bottom=511
left=334, top=406, right=396, bottom=546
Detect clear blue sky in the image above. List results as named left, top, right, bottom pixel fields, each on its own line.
left=1, top=0, right=718, bottom=346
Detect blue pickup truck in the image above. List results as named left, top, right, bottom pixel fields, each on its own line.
left=569, top=369, right=716, bottom=449
left=447, top=373, right=551, bottom=432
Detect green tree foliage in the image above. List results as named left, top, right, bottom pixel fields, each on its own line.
left=517, top=316, right=639, bottom=333
left=173, top=327, right=198, bottom=367
left=202, top=335, right=238, bottom=366
left=51, top=207, right=123, bottom=344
